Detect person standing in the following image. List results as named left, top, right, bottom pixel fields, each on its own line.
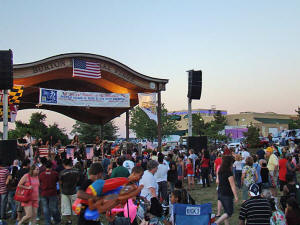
left=266, top=147, right=279, bottom=196
left=278, top=153, right=288, bottom=191
left=155, top=154, right=169, bottom=204
left=59, top=158, right=81, bottom=225
left=23, top=131, right=34, bottom=159
left=6, top=166, right=19, bottom=220
left=241, top=156, right=258, bottom=202
left=17, top=164, right=40, bottom=225
left=200, top=150, right=210, bottom=188
left=140, top=160, right=159, bottom=201
left=177, top=155, right=185, bottom=182
left=0, top=160, right=9, bottom=220
left=110, top=157, right=130, bottom=178
left=239, top=183, right=272, bottom=225
left=39, top=160, right=61, bottom=225
left=233, top=154, right=243, bottom=189
left=215, top=156, right=238, bottom=225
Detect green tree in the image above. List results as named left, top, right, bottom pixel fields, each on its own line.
left=71, top=121, right=118, bottom=143
left=192, top=113, right=206, bottom=136
left=129, top=105, right=178, bottom=140
left=8, top=112, right=69, bottom=145
left=288, top=107, right=300, bottom=129
left=243, top=123, right=260, bottom=147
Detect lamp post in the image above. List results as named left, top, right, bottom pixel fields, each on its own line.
left=234, top=119, right=239, bottom=139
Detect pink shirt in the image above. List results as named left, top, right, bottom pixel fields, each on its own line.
left=26, top=175, right=39, bottom=201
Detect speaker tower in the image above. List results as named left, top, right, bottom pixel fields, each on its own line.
left=187, top=70, right=202, bottom=100
left=0, top=50, right=13, bottom=90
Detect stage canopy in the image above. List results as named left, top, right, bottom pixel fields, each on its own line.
left=13, top=53, right=168, bottom=124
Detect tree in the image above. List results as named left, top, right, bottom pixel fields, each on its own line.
left=243, top=123, right=260, bottom=148
left=192, top=113, right=206, bottom=136
left=71, top=121, right=118, bottom=143
left=8, top=112, right=69, bottom=145
left=129, top=105, right=178, bottom=141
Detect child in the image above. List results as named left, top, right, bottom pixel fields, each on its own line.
left=167, top=162, right=178, bottom=192
left=186, top=158, right=194, bottom=190
left=163, top=190, right=182, bottom=225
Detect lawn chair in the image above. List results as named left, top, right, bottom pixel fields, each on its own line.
left=173, top=203, right=215, bottom=225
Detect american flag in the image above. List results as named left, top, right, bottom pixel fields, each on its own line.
left=58, top=147, right=65, bottom=155
left=73, top=58, right=101, bottom=79
left=39, top=147, right=49, bottom=158
left=86, top=146, right=94, bottom=159
left=66, top=146, right=74, bottom=159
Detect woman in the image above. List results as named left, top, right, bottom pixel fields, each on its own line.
left=200, top=150, right=210, bottom=187
left=71, top=135, right=80, bottom=146
left=285, top=197, right=300, bottom=225
left=17, top=164, right=40, bottom=225
left=278, top=153, right=288, bottom=191
left=269, top=197, right=287, bottom=225
left=215, top=156, right=238, bottom=225
left=177, top=155, right=185, bottom=182
left=241, top=156, right=258, bottom=202
left=286, top=153, right=297, bottom=182
left=233, top=154, right=243, bottom=189
left=167, top=161, right=178, bottom=192
left=186, top=158, right=194, bottom=191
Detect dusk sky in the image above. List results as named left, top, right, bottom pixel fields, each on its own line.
left=1, top=1, right=299, bottom=137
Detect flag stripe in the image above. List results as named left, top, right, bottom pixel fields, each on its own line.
left=73, top=58, right=101, bottom=79
left=73, top=71, right=101, bottom=77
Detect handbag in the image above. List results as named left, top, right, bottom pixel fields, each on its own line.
left=14, top=174, right=32, bottom=202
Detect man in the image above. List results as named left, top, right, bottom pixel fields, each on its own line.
left=59, top=158, right=81, bottom=225
left=123, top=158, right=135, bottom=174
left=0, top=159, right=9, bottom=219
left=241, top=148, right=250, bottom=164
left=266, top=147, right=279, bottom=195
left=154, top=154, right=169, bottom=204
left=39, top=160, right=61, bottom=225
left=110, top=157, right=130, bottom=178
left=239, top=183, right=272, bottom=225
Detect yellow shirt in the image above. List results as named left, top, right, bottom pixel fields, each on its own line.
left=267, top=154, right=278, bottom=171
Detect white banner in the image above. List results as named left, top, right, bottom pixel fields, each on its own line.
left=138, top=93, right=157, bottom=123
left=39, top=88, right=130, bottom=107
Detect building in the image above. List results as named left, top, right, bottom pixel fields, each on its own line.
left=168, top=108, right=227, bottom=134
left=226, top=112, right=293, bottom=137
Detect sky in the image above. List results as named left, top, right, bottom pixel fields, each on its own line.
left=0, top=0, right=299, bottom=137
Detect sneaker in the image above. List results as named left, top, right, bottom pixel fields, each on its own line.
left=65, top=220, right=72, bottom=225
left=36, top=217, right=40, bottom=221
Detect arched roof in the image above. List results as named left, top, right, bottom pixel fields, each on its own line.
left=13, top=53, right=168, bottom=124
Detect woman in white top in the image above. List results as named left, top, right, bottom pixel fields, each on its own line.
left=233, top=154, right=243, bottom=189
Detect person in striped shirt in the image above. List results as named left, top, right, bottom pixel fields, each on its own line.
left=239, top=183, right=272, bottom=225
left=0, top=159, right=9, bottom=219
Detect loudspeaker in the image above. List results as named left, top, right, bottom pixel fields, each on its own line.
left=187, top=70, right=202, bottom=99
left=0, top=139, right=17, bottom=166
left=187, top=136, right=207, bottom=154
left=0, top=50, right=13, bottom=90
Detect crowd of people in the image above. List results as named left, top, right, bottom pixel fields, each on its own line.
left=0, top=132, right=300, bottom=225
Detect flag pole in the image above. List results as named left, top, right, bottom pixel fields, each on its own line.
left=3, top=89, right=8, bottom=140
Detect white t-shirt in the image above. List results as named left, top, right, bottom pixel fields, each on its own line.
left=140, top=170, right=158, bottom=201
left=154, top=163, right=169, bottom=182
left=241, top=151, right=250, bottom=163
left=233, top=160, right=243, bottom=171
left=123, top=160, right=135, bottom=173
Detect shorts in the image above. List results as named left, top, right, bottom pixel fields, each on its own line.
left=61, top=193, right=77, bottom=216
left=219, top=195, right=234, bottom=217
left=178, top=176, right=184, bottom=180
left=187, top=174, right=194, bottom=177
left=21, top=200, right=39, bottom=208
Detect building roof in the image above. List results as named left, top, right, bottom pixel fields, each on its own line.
left=254, top=117, right=292, bottom=124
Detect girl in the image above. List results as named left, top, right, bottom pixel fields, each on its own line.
left=17, top=164, right=40, bottom=225
left=233, top=154, right=243, bottom=189
left=164, top=190, right=182, bottom=225
left=177, top=155, right=185, bottom=182
left=186, top=158, right=194, bottom=190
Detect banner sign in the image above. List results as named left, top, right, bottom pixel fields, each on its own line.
left=138, top=93, right=157, bottom=123
left=39, top=88, right=130, bottom=107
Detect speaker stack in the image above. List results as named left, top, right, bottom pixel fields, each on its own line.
left=187, top=70, right=202, bottom=100
left=0, top=140, right=17, bottom=166
left=0, top=50, right=13, bottom=90
left=187, top=136, right=208, bottom=154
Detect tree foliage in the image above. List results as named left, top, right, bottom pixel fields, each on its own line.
left=192, top=111, right=228, bottom=144
left=129, top=105, right=178, bottom=140
left=243, top=123, right=260, bottom=147
left=289, top=107, right=300, bottom=129
left=8, top=112, right=69, bottom=145
left=71, top=121, right=118, bottom=143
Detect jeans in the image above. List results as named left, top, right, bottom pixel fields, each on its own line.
left=7, top=190, right=16, bottom=219
left=157, top=181, right=168, bottom=202
left=0, top=193, right=8, bottom=219
left=201, top=167, right=210, bottom=187
left=235, top=170, right=242, bottom=189
left=40, top=195, right=61, bottom=225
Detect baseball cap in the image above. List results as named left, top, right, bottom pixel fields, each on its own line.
left=265, top=147, right=273, bottom=153
left=249, top=183, right=260, bottom=197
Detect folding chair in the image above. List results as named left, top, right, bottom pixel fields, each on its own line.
left=173, top=203, right=214, bottom=225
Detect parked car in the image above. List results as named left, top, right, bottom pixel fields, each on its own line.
left=258, top=137, right=269, bottom=148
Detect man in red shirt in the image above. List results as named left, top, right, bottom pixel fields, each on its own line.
left=39, top=160, right=61, bottom=225
left=278, top=153, right=288, bottom=191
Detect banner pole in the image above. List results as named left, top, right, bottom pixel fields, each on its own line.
left=157, top=89, right=162, bottom=151
left=188, top=98, right=192, bottom=137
